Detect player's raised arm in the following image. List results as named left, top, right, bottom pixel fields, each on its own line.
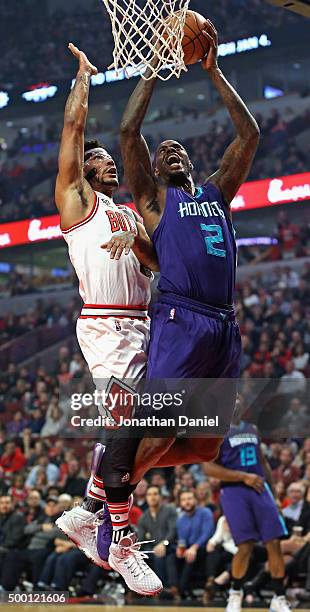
left=202, top=21, right=260, bottom=206
left=55, top=44, right=98, bottom=225
left=120, top=64, right=160, bottom=231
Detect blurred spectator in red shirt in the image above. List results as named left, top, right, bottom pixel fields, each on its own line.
left=8, top=474, right=28, bottom=508
left=0, top=441, right=26, bottom=476
left=274, top=480, right=291, bottom=509
left=277, top=211, right=300, bottom=258
left=129, top=503, right=143, bottom=527
left=273, top=446, right=301, bottom=487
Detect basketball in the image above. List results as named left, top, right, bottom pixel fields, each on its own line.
left=182, top=10, right=210, bottom=65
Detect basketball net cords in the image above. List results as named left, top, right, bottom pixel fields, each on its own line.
left=101, top=0, right=190, bottom=80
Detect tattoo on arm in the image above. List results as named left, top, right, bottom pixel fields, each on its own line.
left=121, top=74, right=157, bottom=135
left=120, top=75, right=158, bottom=220
left=64, top=71, right=91, bottom=126
left=55, top=70, right=93, bottom=212
left=207, top=67, right=260, bottom=204
left=209, top=67, right=259, bottom=140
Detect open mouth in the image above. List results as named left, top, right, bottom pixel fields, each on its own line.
left=104, top=168, right=118, bottom=179
left=166, top=153, right=181, bottom=166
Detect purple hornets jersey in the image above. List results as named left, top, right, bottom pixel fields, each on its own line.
left=218, top=421, right=264, bottom=479
left=152, top=182, right=236, bottom=306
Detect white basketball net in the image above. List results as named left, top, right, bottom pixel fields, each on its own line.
left=101, top=0, right=191, bottom=80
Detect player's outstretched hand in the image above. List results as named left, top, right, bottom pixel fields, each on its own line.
left=68, top=43, right=98, bottom=76
left=201, top=20, right=218, bottom=72
left=242, top=472, right=265, bottom=493
left=101, top=231, right=136, bottom=260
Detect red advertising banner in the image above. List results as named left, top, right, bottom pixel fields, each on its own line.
left=230, top=172, right=310, bottom=211
left=0, top=215, right=62, bottom=249
left=0, top=172, right=309, bottom=249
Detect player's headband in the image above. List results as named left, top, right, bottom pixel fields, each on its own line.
left=84, top=147, right=111, bottom=161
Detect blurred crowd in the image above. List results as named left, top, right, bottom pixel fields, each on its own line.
left=0, top=0, right=302, bottom=89
left=236, top=260, right=310, bottom=380
left=0, top=260, right=309, bottom=601
left=0, top=106, right=309, bottom=223
left=237, top=209, right=310, bottom=266
left=180, top=108, right=310, bottom=188
left=0, top=439, right=309, bottom=602
left=0, top=271, right=75, bottom=298
left=0, top=157, right=55, bottom=218
left=0, top=298, right=79, bottom=348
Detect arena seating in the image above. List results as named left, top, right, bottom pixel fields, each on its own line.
left=0, top=258, right=309, bottom=601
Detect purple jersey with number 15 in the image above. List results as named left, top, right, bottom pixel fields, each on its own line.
left=152, top=182, right=236, bottom=306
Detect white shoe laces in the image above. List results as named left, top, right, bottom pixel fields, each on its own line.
left=122, top=538, right=155, bottom=580
left=92, top=510, right=105, bottom=527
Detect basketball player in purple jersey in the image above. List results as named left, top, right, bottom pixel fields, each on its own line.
left=204, top=413, right=290, bottom=612
left=120, top=20, right=260, bottom=480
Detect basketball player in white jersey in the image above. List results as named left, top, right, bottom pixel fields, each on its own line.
left=54, top=43, right=162, bottom=596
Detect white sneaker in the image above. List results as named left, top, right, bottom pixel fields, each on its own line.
left=226, top=589, right=244, bottom=612
left=56, top=505, right=110, bottom=570
left=108, top=532, right=163, bottom=596
left=270, top=595, right=291, bottom=612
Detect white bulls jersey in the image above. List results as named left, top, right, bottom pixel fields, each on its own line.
left=61, top=190, right=151, bottom=316
left=61, top=190, right=151, bottom=383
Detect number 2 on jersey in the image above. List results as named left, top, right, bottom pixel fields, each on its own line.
left=200, top=223, right=226, bottom=257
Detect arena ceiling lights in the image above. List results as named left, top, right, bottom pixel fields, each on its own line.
left=1, top=32, right=272, bottom=111
left=0, top=91, right=9, bottom=109
left=21, top=83, right=58, bottom=103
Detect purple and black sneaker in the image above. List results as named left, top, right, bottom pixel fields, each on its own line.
left=96, top=502, right=112, bottom=566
